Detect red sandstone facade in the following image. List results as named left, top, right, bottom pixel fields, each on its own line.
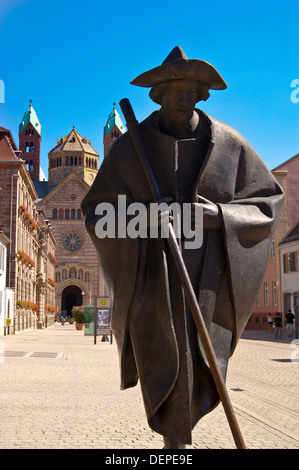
left=248, top=155, right=299, bottom=329
left=0, top=126, right=56, bottom=334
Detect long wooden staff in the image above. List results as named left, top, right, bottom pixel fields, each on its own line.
left=119, top=98, right=246, bottom=449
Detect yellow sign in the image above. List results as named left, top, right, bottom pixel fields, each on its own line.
left=96, top=297, right=110, bottom=308
left=6, top=318, right=12, bottom=325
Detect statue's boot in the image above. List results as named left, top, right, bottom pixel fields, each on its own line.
left=163, top=437, right=186, bottom=449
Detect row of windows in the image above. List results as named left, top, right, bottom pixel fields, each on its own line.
left=25, top=160, right=34, bottom=171
left=52, top=208, right=81, bottom=219
left=50, top=156, right=97, bottom=168
left=25, top=129, right=34, bottom=136
left=25, top=142, right=34, bottom=153
left=56, top=269, right=91, bottom=283
left=256, top=281, right=277, bottom=307
left=283, top=251, right=299, bottom=273
left=17, top=182, right=35, bottom=221
left=16, top=277, right=35, bottom=303
left=111, top=132, right=120, bottom=138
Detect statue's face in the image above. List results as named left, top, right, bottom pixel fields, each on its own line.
left=160, top=79, right=200, bottom=124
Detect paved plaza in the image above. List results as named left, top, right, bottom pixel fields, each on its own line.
left=0, top=323, right=298, bottom=450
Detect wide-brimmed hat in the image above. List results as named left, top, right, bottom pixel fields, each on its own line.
left=131, top=46, right=227, bottom=90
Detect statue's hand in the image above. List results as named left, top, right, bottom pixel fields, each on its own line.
left=193, top=197, right=221, bottom=230
left=146, top=197, right=173, bottom=229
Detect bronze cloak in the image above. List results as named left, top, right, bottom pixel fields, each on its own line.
left=81, top=110, right=284, bottom=444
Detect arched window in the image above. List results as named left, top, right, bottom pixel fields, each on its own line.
left=29, top=142, right=34, bottom=152
left=77, top=209, right=81, bottom=219
left=74, top=156, right=77, bottom=166
left=71, top=209, right=75, bottom=219
left=52, top=209, right=57, bottom=219
left=65, top=209, right=69, bottom=219
left=25, top=142, right=29, bottom=153
left=25, top=161, right=29, bottom=170
left=58, top=208, right=63, bottom=219
left=70, top=156, right=73, bottom=166
left=29, top=161, right=34, bottom=171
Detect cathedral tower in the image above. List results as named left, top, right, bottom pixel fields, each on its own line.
left=18, top=100, right=41, bottom=181
left=103, top=103, right=125, bottom=157
left=48, top=126, right=99, bottom=188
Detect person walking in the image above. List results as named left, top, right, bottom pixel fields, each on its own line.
left=274, top=313, right=282, bottom=338
left=267, top=313, right=273, bottom=333
left=285, top=309, right=295, bottom=338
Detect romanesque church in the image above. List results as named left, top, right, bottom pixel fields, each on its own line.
left=19, top=101, right=125, bottom=317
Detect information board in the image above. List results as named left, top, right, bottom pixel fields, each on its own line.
left=84, top=302, right=113, bottom=344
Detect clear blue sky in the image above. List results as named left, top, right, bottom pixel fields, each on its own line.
left=0, top=0, right=298, bottom=176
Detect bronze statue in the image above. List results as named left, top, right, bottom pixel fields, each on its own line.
left=81, top=47, right=284, bottom=449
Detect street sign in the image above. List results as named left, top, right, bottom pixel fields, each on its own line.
left=96, top=296, right=110, bottom=309
left=6, top=318, right=11, bottom=326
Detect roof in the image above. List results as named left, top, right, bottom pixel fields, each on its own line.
left=18, top=100, right=41, bottom=136
left=272, top=153, right=299, bottom=172
left=0, top=127, right=37, bottom=199
left=104, top=103, right=126, bottom=137
left=0, top=126, right=18, bottom=151
left=36, top=169, right=90, bottom=204
left=49, top=126, right=99, bottom=156
left=33, top=180, right=52, bottom=199
left=279, top=221, right=299, bottom=245
left=0, top=127, right=22, bottom=161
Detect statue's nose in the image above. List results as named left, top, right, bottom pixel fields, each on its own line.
left=177, top=90, right=193, bottom=108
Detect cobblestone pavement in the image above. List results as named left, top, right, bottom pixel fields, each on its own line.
left=0, top=324, right=298, bottom=450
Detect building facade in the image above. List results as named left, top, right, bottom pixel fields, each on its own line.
left=0, top=125, right=56, bottom=334
left=248, top=154, right=298, bottom=329
left=279, top=222, right=299, bottom=316
left=0, top=231, right=14, bottom=335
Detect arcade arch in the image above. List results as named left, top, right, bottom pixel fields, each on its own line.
left=56, top=279, right=92, bottom=318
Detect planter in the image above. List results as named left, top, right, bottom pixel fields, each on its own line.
left=72, top=306, right=85, bottom=326
left=75, top=323, right=84, bottom=330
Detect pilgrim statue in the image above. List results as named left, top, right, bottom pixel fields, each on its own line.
left=82, top=47, right=284, bottom=448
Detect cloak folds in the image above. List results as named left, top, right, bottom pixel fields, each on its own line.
left=81, top=110, right=284, bottom=444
